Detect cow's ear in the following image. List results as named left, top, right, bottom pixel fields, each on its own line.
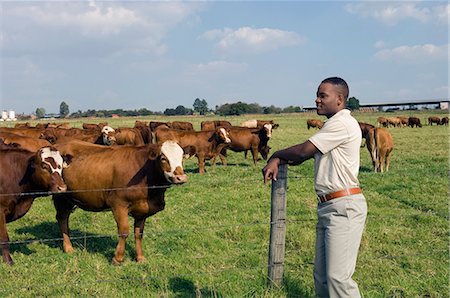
left=63, top=154, right=73, bottom=168
left=272, top=124, right=279, bottom=129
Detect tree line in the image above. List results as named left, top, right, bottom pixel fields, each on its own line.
left=33, top=97, right=361, bottom=119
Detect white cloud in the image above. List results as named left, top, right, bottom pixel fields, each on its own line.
left=345, top=2, right=447, bottom=25
left=193, top=60, right=248, bottom=74
left=200, top=26, right=304, bottom=55
left=374, top=43, right=448, bottom=63
left=374, top=40, right=386, bottom=49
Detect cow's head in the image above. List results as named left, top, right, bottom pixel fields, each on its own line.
left=101, top=126, right=116, bottom=145
left=40, top=129, right=57, bottom=144
left=263, top=124, right=273, bottom=138
left=159, top=141, right=187, bottom=184
left=216, top=127, right=231, bottom=144
left=32, top=146, right=68, bottom=193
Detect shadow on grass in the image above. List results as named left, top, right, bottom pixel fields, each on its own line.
left=283, top=274, right=314, bottom=298
left=12, top=221, right=119, bottom=261
left=169, top=277, right=222, bottom=298
left=359, top=166, right=373, bottom=173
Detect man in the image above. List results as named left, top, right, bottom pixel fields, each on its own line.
left=262, top=77, right=367, bottom=297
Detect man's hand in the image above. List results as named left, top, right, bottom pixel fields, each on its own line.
left=262, top=157, right=281, bottom=184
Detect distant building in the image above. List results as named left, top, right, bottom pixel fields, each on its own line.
left=0, top=110, right=17, bottom=121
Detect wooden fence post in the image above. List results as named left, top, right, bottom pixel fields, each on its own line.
left=267, top=163, right=288, bottom=288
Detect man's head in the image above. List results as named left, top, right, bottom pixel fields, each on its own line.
left=315, top=77, right=349, bottom=118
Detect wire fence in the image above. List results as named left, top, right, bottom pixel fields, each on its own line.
left=1, top=174, right=448, bottom=295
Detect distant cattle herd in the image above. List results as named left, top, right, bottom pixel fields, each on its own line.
left=0, top=114, right=446, bottom=265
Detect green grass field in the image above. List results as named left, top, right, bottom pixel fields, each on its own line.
left=1, top=111, right=448, bottom=297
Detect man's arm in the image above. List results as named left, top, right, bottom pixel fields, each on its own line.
left=262, top=140, right=319, bottom=184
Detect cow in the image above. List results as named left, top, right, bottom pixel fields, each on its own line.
left=306, top=119, right=324, bottom=130
left=0, top=127, right=45, bottom=139
left=52, top=140, right=187, bottom=264
left=40, top=126, right=116, bottom=145
left=408, top=117, right=422, bottom=128
left=200, top=120, right=232, bottom=131
left=171, top=121, right=194, bottom=131
left=155, top=127, right=231, bottom=174
left=397, top=116, right=409, bottom=127
left=376, top=117, right=388, bottom=128
left=386, top=117, right=402, bottom=128
left=149, top=121, right=171, bottom=132
left=114, top=128, right=145, bottom=146
left=134, top=121, right=152, bottom=144
left=441, top=116, right=449, bottom=126
left=358, top=122, right=375, bottom=147
left=82, top=122, right=108, bottom=131
left=428, top=116, right=441, bottom=126
left=366, top=127, right=394, bottom=173
left=240, top=119, right=279, bottom=129
left=0, top=132, right=52, bottom=152
left=213, top=126, right=271, bottom=166
left=0, top=146, right=68, bottom=265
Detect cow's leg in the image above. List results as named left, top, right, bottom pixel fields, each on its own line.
left=251, top=146, right=259, bottom=166
left=0, top=211, right=13, bottom=265
left=385, top=149, right=392, bottom=172
left=244, top=150, right=248, bottom=159
left=134, top=217, right=147, bottom=263
left=111, top=206, right=130, bottom=264
left=198, top=155, right=205, bottom=174
left=53, top=197, right=75, bottom=253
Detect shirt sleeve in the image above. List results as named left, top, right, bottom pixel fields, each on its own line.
left=309, top=119, right=349, bottom=154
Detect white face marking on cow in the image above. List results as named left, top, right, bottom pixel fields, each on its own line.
left=101, top=126, right=116, bottom=145
left=40, top=147, right=64, bottom=175
left=264, top=124, right=272, bottom=138
left=160, top=141, right=184, bottom=179
left=101, top=126, right=115, bottom=134
left=219, top=127, right=231, bottom=143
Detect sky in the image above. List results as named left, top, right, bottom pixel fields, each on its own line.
left=1, top=0, right=448, bottom=114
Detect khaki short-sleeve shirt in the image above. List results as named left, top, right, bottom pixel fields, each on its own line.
left=308, top=109, right=361, bottom=195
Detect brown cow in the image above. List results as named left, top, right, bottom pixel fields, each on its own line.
left=366, top=127, right=394, bottom=173
left=214, top=126, right=271, bottom=166
left=82, top=122, right=108, bottom=131
left=386, top=117, right=401, bottom=128
left=306, top=119, right=324, bottom=130
left=0, top=127, right=45, bottom=139
left=52, top=141, right=186, bottom=264
left=408, top=117, right=422, bottom=128
left=428, top=116, right=441, bottom=126
left=155, top=127, right=231, bottom=174
left=0, top=147, right=68, bottom=265
left=397, top=116, right=409, bottom=127
left=40, top=126, right=116, bottom=145
left=134, top=121, right=152, bottom=144
left=376, top=116, right=388, bottom=128
left=0, top=132, right=52, bottom=152
left=440, top=116, right=449, bottom=126
left=114, top=128, right=145, bottom=146
left=358, top=122, right=375, bottom=147
left=171, top=121, right=194, bottom=131
left=240, top=119, right=279, bottom=129
left=200, top=120, right=232, bottom=131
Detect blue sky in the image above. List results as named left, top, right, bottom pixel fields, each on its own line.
left=1, top=1, right=448, bottom=114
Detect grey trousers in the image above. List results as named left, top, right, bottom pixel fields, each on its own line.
left=314, top=194, right=367, bottom=298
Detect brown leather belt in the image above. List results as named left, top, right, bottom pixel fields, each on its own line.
left=317, top=187, right=362, bottom=203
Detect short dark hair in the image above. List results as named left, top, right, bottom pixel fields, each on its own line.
left=321, top=77, right=349, bottom=100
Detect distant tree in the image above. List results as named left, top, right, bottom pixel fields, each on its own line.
left=164, top=108, right=176, bottom=116
left=175, top=105, right=188, bottom=115
left=282, top=105, right=303, bottom=113
left=59, top=101, right=69, bottom=118
left=193, top=98, right=208, bottom=115
left=347, top=97, right=360, bottom=110
left=263, top=105, right=282, bottom=114
left=35, top=107, right=46, bottom=118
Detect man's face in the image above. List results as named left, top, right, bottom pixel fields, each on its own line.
left=315, top=82, right=343, bottom=118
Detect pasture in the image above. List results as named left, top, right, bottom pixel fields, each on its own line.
left=1, top=111, right=448, bottom=297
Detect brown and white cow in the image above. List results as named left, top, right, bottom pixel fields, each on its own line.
left=40, top=126, right=116, bottom=145
left=53, top=140, right=187, bottom=264
left=155, top=127, right=231, bottom=174
left=214, top=126, right=271, bottom=166
left=200, top=120, right=232, bottom=131
left=0, top=132, right=52, bottom=152
left=306, top=119, right=324, bottom=130
left=0, top=147, right=67, bottom=265
left=376, top=116, right=388, bottom=128
left=366, top=127, right=394, bottom=173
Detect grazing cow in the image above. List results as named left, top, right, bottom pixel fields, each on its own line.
left=376, top=117, right=388, bottom=128
left=114, top=128, right=145, bottom=146
left=0, top=132, right=52, bottom=152
left=397, top=116, right=409, bottom=127
left=0, top=147, right=67, bottom=265
left=155, top=127, right=231, bottom=174
left=358, top=122, right=375, bottom=148
left=53, top=141, right=187, bottom=264
left=386, top=117, right=401, bottom=128
left=171, top=121, right=194, bottom=131
left=428, top=116, right=441, bottom=126
left=440, top=116, right=449, bottom=126
left=214, top=126, right=271, bottom=166
left=366, top=128, right=394, bottom=173
left=408, top=117, right=422, bottom=128
left=306, top=119, right=324, bottom=130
